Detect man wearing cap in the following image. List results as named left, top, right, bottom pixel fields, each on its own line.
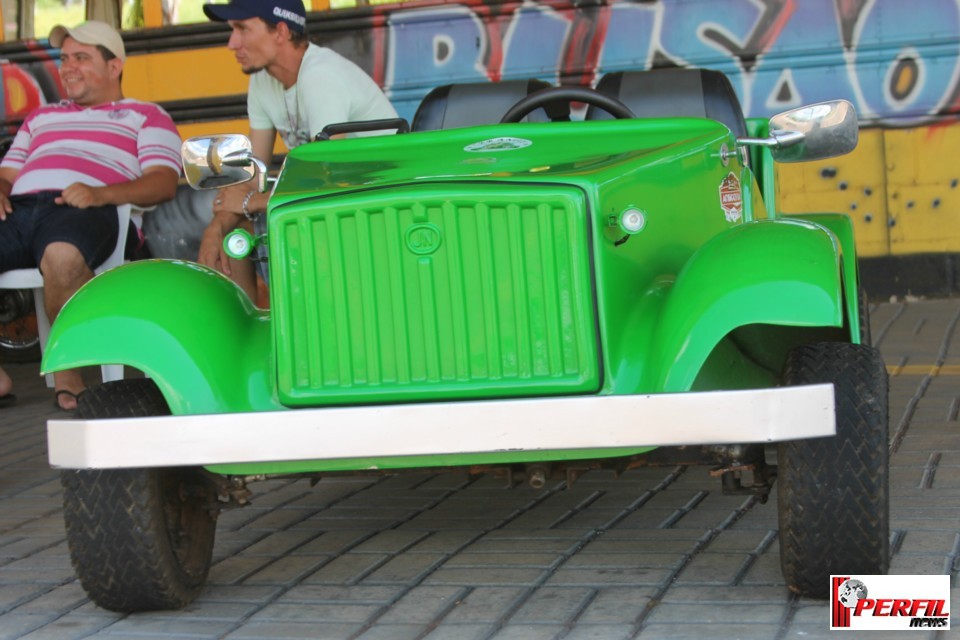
left=198, top=0, right=397, bottom=302
left=0, top=20, right=182, bottom=410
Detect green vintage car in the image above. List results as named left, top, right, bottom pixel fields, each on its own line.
left=44, top=70, right=888, bottom=612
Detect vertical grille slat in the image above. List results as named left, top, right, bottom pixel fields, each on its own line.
left=274, top=185, right=600, bottom=406
left=442, top=200, right=469, bottom=381
left=355, top=207, right=379, bottom=385
left=478, top=202, right=502, bottom=381
left=382, top=206, right=407, bottom=384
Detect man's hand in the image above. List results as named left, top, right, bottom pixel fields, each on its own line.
left=56, top=183, right=108, bottom=209
left=198, top=222, right=231, bottom=275
left=198, top=211, right=252, bottom=276
left=200, top=181, right=264, bottom=281
left=0, top=192, right=11, bottom=221
left=0, top=171, right=15, bottom=221
left=213, top=183, right=249, bottom=217
left=200, top=183, right=254, bottom=275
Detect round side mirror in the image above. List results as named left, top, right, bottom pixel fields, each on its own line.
left=768, top=100, right=859, bottom=163
left=182, top=135, right=257, bottom=190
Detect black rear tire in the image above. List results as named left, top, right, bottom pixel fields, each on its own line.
left=0, top=336, right=41, bottom=363
left=778, top=342, right=889, bottom=598
left=62, top=380, right=218, bottom=612
left=0, top=289, right=40, bottom=362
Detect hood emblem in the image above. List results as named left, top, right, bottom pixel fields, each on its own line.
left=406, top=223, right=442, bottom=255
left=719, top=172, right=743, bottom=223
left=464, top=137, right=532, bottom=152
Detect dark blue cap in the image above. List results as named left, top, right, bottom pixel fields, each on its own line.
left=204, top=0, right=307, bottom=34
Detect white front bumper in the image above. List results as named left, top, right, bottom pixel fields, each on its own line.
left=47, top=384, right=835, bottom=469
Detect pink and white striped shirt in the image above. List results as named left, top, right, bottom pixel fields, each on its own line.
left=1, top=99, right=182, bottom=196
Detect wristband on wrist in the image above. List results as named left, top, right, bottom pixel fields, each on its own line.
left=241, top=190, right=257, bottom=221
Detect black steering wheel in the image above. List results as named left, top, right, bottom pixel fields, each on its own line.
left=500, top=86, right=635, bottom=123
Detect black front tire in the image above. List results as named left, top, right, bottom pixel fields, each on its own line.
left=777, top=342, right=889, bottom=598
left=62, top=380, right=218, bottom=612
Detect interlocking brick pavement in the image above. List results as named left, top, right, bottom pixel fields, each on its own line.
left=1, top=299, right=958, bottom=639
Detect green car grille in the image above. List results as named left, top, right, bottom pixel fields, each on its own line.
left=270, top=184, right=600, bottom=406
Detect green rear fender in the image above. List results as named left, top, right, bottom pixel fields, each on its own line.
left=651, top=219, right=843, bottom=391
left=41, top=260, right=275, bottom=414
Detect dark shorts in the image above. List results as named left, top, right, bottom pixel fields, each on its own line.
left=0, top=191, right=119, bottom=274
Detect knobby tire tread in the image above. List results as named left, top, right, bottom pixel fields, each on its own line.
left=778, top=342, right=889, bottom=599
left=62, top=380, right=216, bottom=612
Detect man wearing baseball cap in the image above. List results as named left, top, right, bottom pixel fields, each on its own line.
left=0, top=20, right=181, bottom=410
left=49, top=19, right=126, bottom=62
left=203, top=0, right=308, bottom=34
left=198, top=0, right=397, bottom=302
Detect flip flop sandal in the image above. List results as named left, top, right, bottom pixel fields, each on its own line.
left=53, top=389, right=84, bottom=411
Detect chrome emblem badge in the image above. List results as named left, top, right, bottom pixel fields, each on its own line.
left=719, top=172, right=743, bottom=223
left=464, top=137, right=532, bottom=152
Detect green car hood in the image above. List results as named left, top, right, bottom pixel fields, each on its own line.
left=270, top=119, right=729, bottom=207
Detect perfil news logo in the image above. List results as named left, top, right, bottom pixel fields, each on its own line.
left=831, top=575, right=951, bottom=631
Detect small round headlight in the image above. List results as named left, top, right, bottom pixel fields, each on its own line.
left=619, top=208, right=646, bottom=234
left=224, top=229, right=254, bottom=259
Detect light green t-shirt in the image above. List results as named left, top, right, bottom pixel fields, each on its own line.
left=247, top=44, right=398, bottom=149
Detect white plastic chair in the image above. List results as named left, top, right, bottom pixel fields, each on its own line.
left=0, top=204, right=131, bottom=387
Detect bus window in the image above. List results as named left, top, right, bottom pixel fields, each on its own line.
left=0, top=0, right=13, bottom=42
left=34, top=0, right=86, bottom=40
left=128, top=1, right=228, bottom=28
left=161, top=2, right=218, bottom=26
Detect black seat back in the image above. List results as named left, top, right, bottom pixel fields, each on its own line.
left=586, top=69, right=747, bottom=137
left=412, top=79, right=568, bottom=132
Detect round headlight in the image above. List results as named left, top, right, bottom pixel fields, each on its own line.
left=619, top=208, right=646, bottom=234
left=224, top=229, right=253, bottom=259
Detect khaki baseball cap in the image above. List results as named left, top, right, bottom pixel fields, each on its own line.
left=49, top=20, right=126, bottom=62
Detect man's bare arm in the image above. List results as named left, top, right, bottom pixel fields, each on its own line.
left=250, top=128, right=276, bottom=168
left=231, top=128, right=277, bottom=215
left=56, top=165, right=179, bottom=209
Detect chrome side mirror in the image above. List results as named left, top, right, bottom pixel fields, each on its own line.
left=181, top=134, right=267, bottom=191
left=737, top=100, right=859, bottom=163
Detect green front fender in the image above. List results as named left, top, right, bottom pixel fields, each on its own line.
left=41, top=260, right=276, bottom=414
left=786, top=212, right=862, bottom=343
left=651, top=218, right=843, bottom=391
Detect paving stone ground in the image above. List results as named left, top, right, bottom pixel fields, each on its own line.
left=1, top=298, right=958, bottom=639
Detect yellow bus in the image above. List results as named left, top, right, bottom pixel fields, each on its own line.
left=0, top=0, right=956, bottom=265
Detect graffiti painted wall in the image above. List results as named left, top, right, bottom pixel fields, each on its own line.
left=377, top=0, right=960, bottom=126
left=2, top=1, right=957, bottom=128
